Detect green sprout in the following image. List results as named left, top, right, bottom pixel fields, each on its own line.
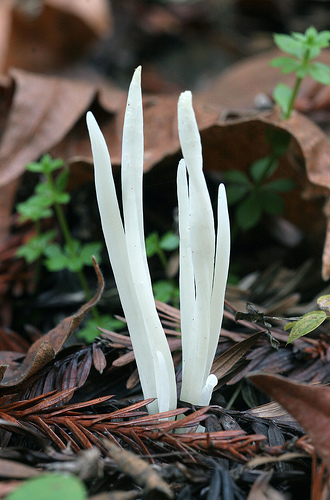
left=145, top=231, right=179, bottom=305
left=271, top=26, right=330, bottom=119
left=225, top=26, right=330, bottom=232
left=15, top=154, right=122, bottom=341
left=284, top=294, right=330, bottom=344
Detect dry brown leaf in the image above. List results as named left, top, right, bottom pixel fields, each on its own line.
left=211, top=330, right=264, bottom=385
left=0, top=257, right=104, bottom=388
left=0, top=69, right=98, bottom=244
left=199, top=47, right=330, bottom=113
left=0, top=0, right=112, bottom=74
left=0, top=458, right=40, bottom=479
left=249, top=372, right=330, bottom=472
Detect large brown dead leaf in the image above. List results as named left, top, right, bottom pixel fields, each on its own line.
left=0, top=69, right=112, bottom=244
left=0, top=0, right=112, bottom=74
left=198, top=108, right=330, bottom=277
left=249, top=372, right=330, bottom=472
left=0, top=257, right=104, bottom=388
left=199, top=47, right=330, bottom=113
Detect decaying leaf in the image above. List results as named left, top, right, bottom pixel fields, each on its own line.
left=0, top=257, right=104, bottom=388
left=211, top=330, right=264, bottom=386
left=249, top=372, right=330, bottom=471
left=0, top=0, right=112, bottom=74
left=317, top=294, right=330, bottom=311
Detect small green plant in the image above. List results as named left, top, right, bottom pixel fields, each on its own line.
left=271, top=26, right=330, bottom=119
left=16, top=154, right=123, bottom=341
left=284, top=294, right=330, bottom=344
left=145, top=230, right=180, bottom=305
left=224, top=26, right=330, bottom=232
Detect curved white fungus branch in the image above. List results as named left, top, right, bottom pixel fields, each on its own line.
left=86, top=67, right=177, bottom=414
left=177, top=91, right=230, bottom=406
left=87, top=67, right=230, bottom=419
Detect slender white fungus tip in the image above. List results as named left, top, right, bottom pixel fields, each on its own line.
left=177, top=91, right=203, bottom=175
left=200, top=374, right=218, bottom=406
left=87, top=69, right=177, bottom=416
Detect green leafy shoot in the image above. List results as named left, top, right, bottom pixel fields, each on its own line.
left=284, top=294, right=330, bottom=343
left=78, top=314, right=125, bottom=343
left=146, top=231, right=179, bottom=306
left=224, top=131, right=295, bottom=231
left=16, top=155, right=105, bottom=338
left=270, top=27, right=330, bottom=118
left=16, top=230, right=57, bottom=263
left=223, top=26, right=330, bottom=233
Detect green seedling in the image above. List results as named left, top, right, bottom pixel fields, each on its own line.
left=284, top=294, right=330, bottom=343
left=145, top=231, right=180, bottom=305
left=236, top=296, right=330, bottom=345
left=225, top=27, right=330, bottom=232
left=16, top=154, right=121, bottom=341
left=271, top=26, right=330, bottom=119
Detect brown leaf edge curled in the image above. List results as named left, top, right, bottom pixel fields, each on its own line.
left=249, top=372, right=330, bottom=472
left=0, top=256, right=104, bottom=388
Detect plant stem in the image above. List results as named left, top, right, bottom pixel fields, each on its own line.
left=46, top=172, right=98, bottom=318
left=157, top=247, right=168, bottom=269
left=284, top=48, right=310, bottom=119
left=284, top=75, right=302, bottom=119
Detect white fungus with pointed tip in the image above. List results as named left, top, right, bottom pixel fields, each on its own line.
left=87, top=67, right=177, bottom=414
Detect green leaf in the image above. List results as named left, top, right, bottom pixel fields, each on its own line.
left=308, top=61, right=330, bottom=85
left=235, top=192, right=262, bottom=230
left=52, top=191, right=71, bottom=204
left=223, top=170, right=250, bottom=184
left=273, top=83, right=292, bottom=116
left=260, top=191, right=284, bottom=215
left=16, top=230, right=57, bottom=263
left=314, top=30, right=330, bottom=48
left=295, top=65, right=310, bottom=79
left=269, top=56, right=301, bottom=74
left=317, top=294, right=330, bottom=312
left=153, top=280, right=178, bottom=303
left=55, top=168, right=70, bottom=193
left=160, top=232, right=179, bottom=251
left=273, top=34, right=304, bottom=58
left=35, top=182, right=70, bottom=205
left=6, top=474, right=87, bottom=500
left=286, top=310, right=327, bottom=343
left=225, top=184, right=249, bottom=204
left=17, top=196, right=53, bottom=222
left=35, top=182, right=53, bottom=197
left=44, top=244, right=70, bottom=271
left=262, top=178, right=295, bottom=192
left=25, top=162, right=45, bottom=173
left=41, top=155, right=64, bottom=174
left=78, top=314, right=125, bottom=343
left=250, top=156, right=278, bottom=183
left=145, top=232, right=160, bottom=257
left=79, top=242, right=103, bottom=266
left=265, top=129, right=291, bottom=156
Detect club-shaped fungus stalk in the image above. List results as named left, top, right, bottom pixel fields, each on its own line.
left=86, top=66, right=177, bottom=414
left=177, top=91, right=230, bottom=406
